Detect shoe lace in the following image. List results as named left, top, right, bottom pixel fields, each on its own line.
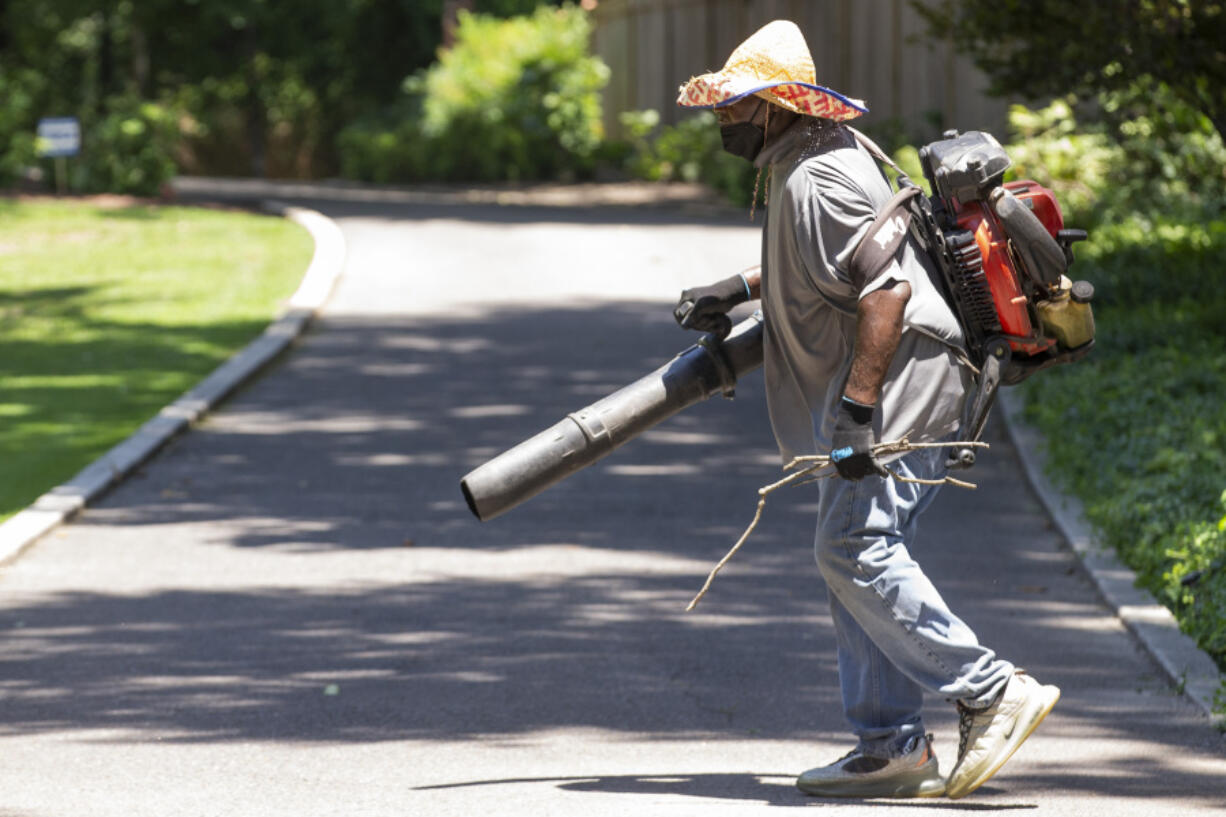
left=833, top=746, right=861, bottom=765
left=956, top=702, right=974, bottom=759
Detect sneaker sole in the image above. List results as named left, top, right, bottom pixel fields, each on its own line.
left=797, top=773, right=947, bottom=799
left=946, top=685, right=1060, bottom=800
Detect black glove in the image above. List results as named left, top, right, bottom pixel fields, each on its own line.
left=830, top=396, right=887, bottom=480
left=673, top=274, right=750, bottom=340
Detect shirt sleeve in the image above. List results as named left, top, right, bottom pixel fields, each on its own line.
left=791, top=159, right=906, bottom=307
left=860, top=257, right=911, bottom=300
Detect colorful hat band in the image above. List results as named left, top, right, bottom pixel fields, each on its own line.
left=676, top=20, right=869, bottom=122
left=679, top=79, right=868, bottom=121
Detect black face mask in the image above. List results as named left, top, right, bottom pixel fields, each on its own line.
left=720, top=121, right=765, bottom=161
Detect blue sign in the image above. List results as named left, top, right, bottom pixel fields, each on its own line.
left=36, top=117, right=81, bottom=158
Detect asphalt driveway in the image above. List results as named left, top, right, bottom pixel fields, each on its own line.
left=0, top=188, right=1221, bottom=816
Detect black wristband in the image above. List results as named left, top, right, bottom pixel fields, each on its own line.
left=840, top=395, right=875, bottom=425
left=713, top=273, right=751, bottom=306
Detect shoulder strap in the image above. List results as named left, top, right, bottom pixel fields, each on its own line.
left=843, top=126, right=926, bottom=287
left=847, top=185, right=922, bottom=290
left=849, top=128, right=979, bottom=373
left=847, top=126, right=908, bottom=179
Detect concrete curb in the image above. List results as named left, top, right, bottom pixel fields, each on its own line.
left=998, top=389, right=1223, bottom=725
left=0, top=201, right=346, bottom=567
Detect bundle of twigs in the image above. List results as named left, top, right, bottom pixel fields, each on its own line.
left=685, top=439, right=989, bottom=611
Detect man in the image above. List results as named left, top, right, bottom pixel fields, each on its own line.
left=672, top=20, right=1059, bottom=800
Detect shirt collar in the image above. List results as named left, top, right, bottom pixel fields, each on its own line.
left=754, top=117, right=846, bottom=168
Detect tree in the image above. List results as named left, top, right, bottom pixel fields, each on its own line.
left=912, top=0, right=1226, bottom=141
left=0, top=0, right=563, bottom=180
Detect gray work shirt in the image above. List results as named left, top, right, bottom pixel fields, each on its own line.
left=755, top=119, right=971, bottom=464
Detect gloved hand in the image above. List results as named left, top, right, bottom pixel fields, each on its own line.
left=830, top=396, right=888, bottom=480
left=673, top=274, right=751, bottom=340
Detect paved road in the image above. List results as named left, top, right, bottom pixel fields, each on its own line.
left=0, top=192, right=1222, bottom=816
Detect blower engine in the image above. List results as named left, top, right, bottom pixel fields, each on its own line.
left=900, top=130, right=1096, bottom=467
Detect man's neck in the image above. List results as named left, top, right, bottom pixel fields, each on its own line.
left=755, top=117, right=842, bottom=167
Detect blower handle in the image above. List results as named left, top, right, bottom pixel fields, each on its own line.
left=946, top=338, right=1009, bottom=470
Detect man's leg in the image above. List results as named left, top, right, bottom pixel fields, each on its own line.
left=828, top=589, right=925, bottom=754
left=799, top=580, right=945, bottom=798
left=803, top=442, right=1057, bottom=800
left=814, top=442, right=1013, bottom=709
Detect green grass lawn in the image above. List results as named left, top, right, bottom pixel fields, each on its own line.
left=0, top=196, right=314, bottom=521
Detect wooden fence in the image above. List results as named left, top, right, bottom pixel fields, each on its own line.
left=591, top=0, right=1010, bottom=142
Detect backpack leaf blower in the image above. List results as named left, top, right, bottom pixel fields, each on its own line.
left=882, top=130, right=1094, bottom=467
left=460, top=129, right=1094, bottom=519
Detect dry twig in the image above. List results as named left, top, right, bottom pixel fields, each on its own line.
left=684, top=438, right=989, bottom=611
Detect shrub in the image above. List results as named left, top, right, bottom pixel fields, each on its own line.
left=1005, top=98, right=1118, bottom=224
left=1007, top=87, right=1226, bottom=230
left=256, top=58, right=327, bottom=179
left=170, top=60, right=330, bottom=180
left=0, top=68, right=44, bottom=185
left=1097, top=76, right=1226, bottom=221
left=71, top=95, right=180, bottom=196
left=618, top=109, right=664, bottom=181
left=167, top=77, right=253, bottom=178
left=618, top=109, right=757, bottom=206
left=338, top=4, right=609, bottom=183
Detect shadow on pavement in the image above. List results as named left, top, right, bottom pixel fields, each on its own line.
left=0, top=301, right=1222, bottom=808
left=414, top=772, right=1049, bottom=810
left=417, top=772, right=808, bottom=808
left=68, top=302, right=779, bottom=552
left=0, top=575, right=840, bottom=742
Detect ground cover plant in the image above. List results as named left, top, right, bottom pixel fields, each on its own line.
left=1003, top=93, right=1226, bottom=702
left=0, top=197, right=312, bottom=521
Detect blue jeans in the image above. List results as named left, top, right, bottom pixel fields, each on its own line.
left=814, top=441, right=1013, bottom=757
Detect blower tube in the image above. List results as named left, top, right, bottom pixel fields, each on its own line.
left=460, top=313, right=764, bottom=521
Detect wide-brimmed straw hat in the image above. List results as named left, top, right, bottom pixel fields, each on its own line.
left=677, top=20, right=868, bottom=121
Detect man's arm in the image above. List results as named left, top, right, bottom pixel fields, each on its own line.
left=844, top=281, right=910, bottom=404
left=831, top=280, right=911, bottom=480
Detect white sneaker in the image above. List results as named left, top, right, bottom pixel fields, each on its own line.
left=945, top=669, right=1060, bottom=799
left=796, top=733, right=946, bottom=798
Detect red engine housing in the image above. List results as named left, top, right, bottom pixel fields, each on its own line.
left=950, top=180, right=1065, bottom=357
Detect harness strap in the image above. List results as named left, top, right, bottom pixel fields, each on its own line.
left=847, top=127, right=979, bottom=374
left=848, top=185, right=922, bottom=290
left=848, top=127, right=908, bottom=178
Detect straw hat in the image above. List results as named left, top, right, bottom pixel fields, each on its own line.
left=677, top=20, right=868, bottom=121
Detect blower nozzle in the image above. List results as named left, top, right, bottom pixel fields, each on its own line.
left=460, top=314, right=764, bottom=521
